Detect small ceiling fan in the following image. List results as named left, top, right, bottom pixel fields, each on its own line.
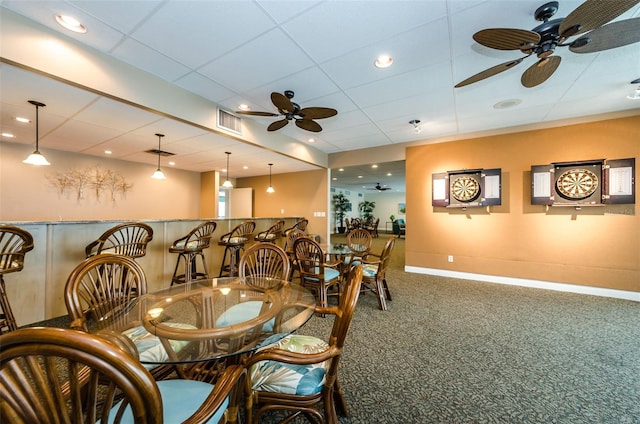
left=455, top=0, right=640, bottom=88
left=367, top=183, right=391, bottom=191
left=235, top=90, right=337, bottom=132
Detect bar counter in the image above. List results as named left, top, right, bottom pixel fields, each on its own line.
left=1, top=217, right=303, bottom=326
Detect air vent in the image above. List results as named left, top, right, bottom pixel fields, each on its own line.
left=145, top=149, right=175, bottom=157
left=217, top=108, right=242, bottom=134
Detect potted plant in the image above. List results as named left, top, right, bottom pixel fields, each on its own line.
left=358, top=200, right=376, bottom=221
left=332, top=193, right=350, bottom=233
left=389, top=214, right=395, bottom=223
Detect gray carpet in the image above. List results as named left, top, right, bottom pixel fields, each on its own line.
left=286, top=234, right=640, bottom=423
left=23, top=234, right=640, bottom=423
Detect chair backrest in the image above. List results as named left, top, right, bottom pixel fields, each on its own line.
left=293, top=237, right=330, bottom=280
left=64, top=254, right=148, bottom=332
left=221, top=221, right=256, bottom=242
left=376, top=236, right=397, bottom=277
left=239, top=243, right=290, bottom=282
left=346, top=228, right=372, bottom=256
left=326, top=264, right=362, bottom=372
left=85, top=222, right=153, bottom=258
left=173, top=221, right=217, bottom=250
left=283, top=229, right=306, bottom=254
left=0, top=226, right=34, bottom=275
left=256, top=220, right=285, bottom=242
left=0, top=326, right=163, bottom=423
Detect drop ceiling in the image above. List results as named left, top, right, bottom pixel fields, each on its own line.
left=1, top=0, right=639, bottom=184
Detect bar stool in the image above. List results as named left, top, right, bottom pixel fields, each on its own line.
left=218, top=221, right=256, bottom=277
left=254, top=220, right=285, bottom=244
left=85, top=222, right=153, bottom=259
left=169, top=221, right=217, bottom=286
left=0, top=226, right=34, bottom=334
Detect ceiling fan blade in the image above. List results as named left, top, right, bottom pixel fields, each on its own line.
left=299, top=107, right=338, bottom=120
left=267, top=119, right=289, bottom=132
left=559, top=0, right=640, bottom=38
left=271, top=92, right=294, bottom=114
left=295, top=119, right=322, bottom=132
left=235, top=110, right=279, bottom=116
left=454, top=58, right=525, bottom=88
left=569, top=17, right=640, bottom=53
left=473, top=28, right=540, bottom=50
left=521, top=56, right=561, bottom=88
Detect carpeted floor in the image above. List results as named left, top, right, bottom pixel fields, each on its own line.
left=270, top=233, right=640, bottom=423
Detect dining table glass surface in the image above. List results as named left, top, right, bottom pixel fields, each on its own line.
left=102, top=277, right=316, bottom=365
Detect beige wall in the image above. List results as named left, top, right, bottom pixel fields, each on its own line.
left=1, top=142, right=201, bottom=221
left=406, top=116, right=639, bottom=291
left=237, top=169, right=329, bottom=240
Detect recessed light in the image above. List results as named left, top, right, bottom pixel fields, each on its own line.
left=15, top=117, right=30, bottom=123
left=357, top=175, right=363, bottom=179
left=237, top=104, right=250, bottom=111
left=374, top=55, right=393, bottom=68
left=338, top=168, right=344, bottom=172
left=493, top=99, right=522, bottom=109
left=243, top=165, right=248, bottom=170
left=2, top=133, right=15, bottom=138
left=387, top=172, right=392, bottom=176
left=332, top=177, right=337, bottom=180
left=371, top=164, right=378, bottom=168
left=104, top=150, right=112, bottom=155
left=308, top=138, right=315, bottom=143
left=55, top=15, right=87, bottom=33
left=168, top=161, right=176, bottom=166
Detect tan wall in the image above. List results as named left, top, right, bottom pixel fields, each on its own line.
left=237, top=169, right=329, bottom=240
left=1, top=142, right=201, bottom=221
left=406, top=116, right=640, bottom=291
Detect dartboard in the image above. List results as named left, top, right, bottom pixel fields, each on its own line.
left=556, top=168, right=599, bottom=200
left=451, top=175, right=480, bottom=202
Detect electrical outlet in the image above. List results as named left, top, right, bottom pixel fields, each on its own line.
left=448, top=255, right=454, bottom=263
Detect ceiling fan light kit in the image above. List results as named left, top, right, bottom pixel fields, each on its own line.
left=236, top=90, right=337, bottom=133
left=455, top=0, right=640, bottom=89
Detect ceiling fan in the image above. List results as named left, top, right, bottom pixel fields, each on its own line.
left=235, top=90, right=337, bottom=132
left=367, top=183, right=391, bottom=191
left=455, top=0, right=640, bottom=88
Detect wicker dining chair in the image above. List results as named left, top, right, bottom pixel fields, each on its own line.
left=360, top=236, right=396, bottom=311
left=344, top=228, right=373, bottom=267
left=85, top=222, right=153, bottom=259
left=244, top=265, right=363, bottom=424
left=293, top=237, right=342, bottom=311
left=169, top=221, right=217, bottom=285
left=64, top=254, right=190, bottom=380
left=0, top=326, right=245, bottom=424
left=0, top=226, right=34, bottom=334
left=283, top=229, right=306, bottom=280
left=215, top=243, right=291, bottom=336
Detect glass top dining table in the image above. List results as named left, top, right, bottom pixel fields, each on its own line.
left=102, top=277, right=316, bottom=365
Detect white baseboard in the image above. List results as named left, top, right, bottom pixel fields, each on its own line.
left=404, top=266, right=640, bottom=302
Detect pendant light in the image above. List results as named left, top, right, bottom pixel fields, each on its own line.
left=151, top=133, right=166, bottom=180
left=23, top=100, right=50, bottom=166
left=267, top=163, right=276, bottom=193
left=266, top=163, right=275, bottom=193
left=222, top=152, right=233, bottom=188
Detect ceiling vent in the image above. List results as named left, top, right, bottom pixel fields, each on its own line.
left=145, top=148, right=175, bottom=157
left=217, top=108, right=242, bottom=134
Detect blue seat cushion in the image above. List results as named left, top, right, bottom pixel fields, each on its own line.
left=215, top=301, right=275, bottom=332
left=362, top=264, right=379, bottom=278
left=121, top=323, right=195, bottom=368
left=250, top=334, right=329, bottom=396
left=304, top=267, right=340, bottom=282
left=108, top=379, right=227, bottom=423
